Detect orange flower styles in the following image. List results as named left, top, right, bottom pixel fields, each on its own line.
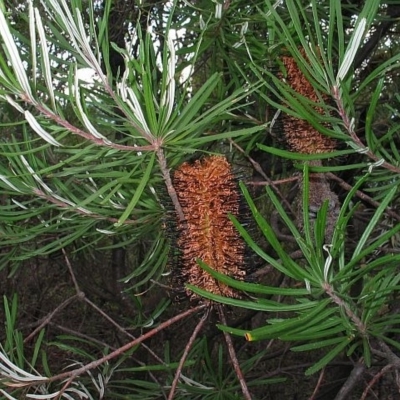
left=172, top=156, right=245, bottom=299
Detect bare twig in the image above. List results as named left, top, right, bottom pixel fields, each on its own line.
left=56, top=376, right=75, bottom=400
left=309, top=367, right=325, bottom=400
left=23, top=294, right=79, bottom=343
left=229, top=139, right=295, bottom=214
left=249, top=249, right=304, bottom=279
left=20, top=251, right=207, bottom=395
left=63, top=249, right=179, bottom=368
left=32, top=188, right=140, bottom=224
left=377, top=340, right=400, bottom=368
left=217, top=304, right=252, bottom=400
left=43, top=304, right=206, bottom=384
left=31, top=101, right=155, bottom=152
left=322, top=282, right=367, bottom=335
left=168, top=308, right=210, bottom=400
left=334, top=360, right=365, bottom=400
left=62, top=248, right=82, bottom=296
left=246, top=176, right=299, bottom=186
left=360, top=364, right=393, bottom=400
left=156, top=146, right=185, bottom=220
left=49, top=322, right=118, bottom=349
left=22, top=249, right=86, bottom=344
left=332, top=86, right=400, bottom=175
left=327, top=173, right=400, bottom=222
left=49, top=322, right=167, bottom=400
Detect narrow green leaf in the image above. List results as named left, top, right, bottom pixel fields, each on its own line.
left=198, top=259, right=310, bottom=296
left=245, top=300, right=331, bottom=341
left=142, top=31, right=158, bottom=134
left=288, top=325, right=347, bottom=342
left=179, top=124, right=265, bottom=146
left=31, top=329, right=45, bottom=369
left=115, top=153, right=155, bottom=227
left=263, top=183, right=319, bottom=279
left=336, top=18, right=366, bottom=83
left=363, top=337, right=371, bottom=367
left=35, top=7, right=55, bottom=110
left=41, top=350, right=51, bottom=377
left=291, top=336, right=347, bottom=352
left=302, top=163, right=312, bottom=246
left=186, top=284, right=318, bottom=313
left=378, top=336, right=400, bottom=353
left=28, top=1, right=37, bottom=90
left=3, top=296, right=14, bottom=352
left=305, top=337, right=352, bottom=375
left=118, top=361, right=194, bottom=373
left=257, top=144, right=355, bottom=161
left=365, top=77, right=384, bottom=152
left=277, top=308, right=340, bottom=341
left=314, top=200, right=329, bottom=251
left=169, top=73, right=221, bottom=131
left=351, top=186, right=397, bottom=259
left=333, top=0, right=344, bottom=61
left=0, top=8, right=32, bottom=99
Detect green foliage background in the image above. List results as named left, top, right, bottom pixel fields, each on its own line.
left=1, top=0, right=400, bottom=398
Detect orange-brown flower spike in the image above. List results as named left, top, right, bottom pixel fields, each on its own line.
left=282, top=50, right=336, bottom=154
left=173, top=156, right=245, bottom=300
left=281, top=49, right=339, bottom=241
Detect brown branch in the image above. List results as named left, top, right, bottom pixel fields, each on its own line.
left=23, top=249, right=83, bottom=343
left=322, top=282, right=367, bottom=335
left=63, top=248, right=82, bottom=295
left=156, top=146, right=185, bottom=221
left=28, top=101, right=156, bottom=152
left=360, top=364, right=393, bottom=400
left=24, top=247, right=172, bottom=392
left=377, top=340, right=400, bottom=368
left=48, top=321, right=167, bottom=400
left=327, top=173, right=400, bottom=222
left=217, top=304, right=252, bottom=400
left=49, top=322, right=117, bottom=349
left=168, top=308, right=209, bottom=400
left=63, top=249, right=174, bottom=368
left=44, top=304, right=206, bottom=384
left=334, top=360, right=366, bottom=400
left=246, top=176, right=299, bottom=186
left=229, top=139, right=295, bottom=214
left=23, top=295, right=79, bottom=343
left=310, top=367, right=325, bottom=400
left=332, top=86, right=400, bottom=175
left=32, top=188, right=140, bottom=225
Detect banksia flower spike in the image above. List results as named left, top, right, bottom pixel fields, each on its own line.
left=281, top=49, right=336, bottom=154
left=282, top=49, right=339, bottom=241
left=172, top=156, right=246, bottom=300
